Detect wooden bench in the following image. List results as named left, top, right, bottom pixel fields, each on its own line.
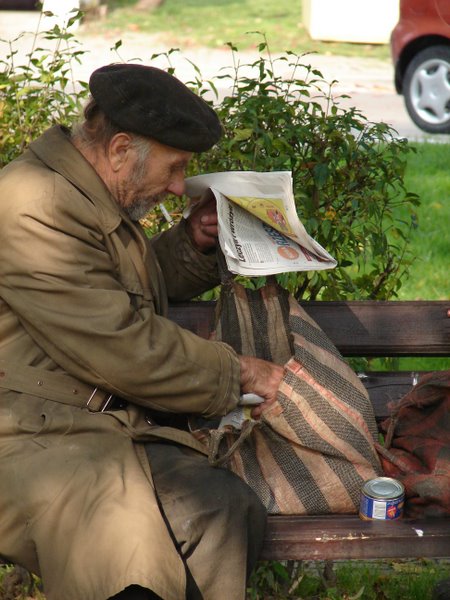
left=168, top=299, right=450, bottom=562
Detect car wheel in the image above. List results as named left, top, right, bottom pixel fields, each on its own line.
left=403, top=45, right=450, bottom=134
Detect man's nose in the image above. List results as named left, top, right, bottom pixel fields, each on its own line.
left=166, top=176, right=185, bottom=197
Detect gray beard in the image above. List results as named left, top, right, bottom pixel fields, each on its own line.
left=124, top=193, right=166, bottom=222
left=124, top=198, right=155, bottom=222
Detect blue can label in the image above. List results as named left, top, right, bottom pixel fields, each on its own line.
left=359, top=493, right=404, bottom=520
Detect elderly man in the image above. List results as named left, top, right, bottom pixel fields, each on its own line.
left=0, top=64, right=284, bottom=600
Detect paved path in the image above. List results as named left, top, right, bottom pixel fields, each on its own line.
left=0, top=9, right=448, bottom=142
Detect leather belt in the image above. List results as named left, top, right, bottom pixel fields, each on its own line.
left=0, top=360, right=126, bottom=413
left=0, top=360, right=213, bottom=456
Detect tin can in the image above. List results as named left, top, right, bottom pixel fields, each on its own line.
left=359, top=477, right=405, bottom=520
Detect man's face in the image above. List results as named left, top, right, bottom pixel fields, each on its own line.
left=114, top=138, right=192, bottom=222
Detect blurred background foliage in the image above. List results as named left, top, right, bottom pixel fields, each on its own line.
left=144, top=41, right=419, bottom=302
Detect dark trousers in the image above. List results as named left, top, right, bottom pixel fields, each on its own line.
left=110, top=442, right=266, bottom=600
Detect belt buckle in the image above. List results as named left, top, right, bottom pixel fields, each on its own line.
left=86, top=387, right=114, bottom=413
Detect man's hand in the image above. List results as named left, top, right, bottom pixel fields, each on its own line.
left=185, top=193, right=218, bottom=253
left=239, top=356, right=285, bottom=419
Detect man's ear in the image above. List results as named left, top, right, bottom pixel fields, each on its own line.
left=108, top=133, right=133, bottom=172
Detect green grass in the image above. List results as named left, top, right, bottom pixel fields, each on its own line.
left=2, top=558, right=449, bottom=600
left=396, top=143, right=450, bottom=301
left=85, top=0, right=391, bottom=58
left=248, top=559, right=450, bottom=599
left=361, top=141, right=450, bottom=372
left=330, top=559, right=450, bottom=600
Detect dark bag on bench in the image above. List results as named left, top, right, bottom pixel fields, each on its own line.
left=195, top=280, right=382, bottom=515
left=376, top=370, right=450, bottom=518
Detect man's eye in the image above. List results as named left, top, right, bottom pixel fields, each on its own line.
left=172, top=164, right=186, bottom=175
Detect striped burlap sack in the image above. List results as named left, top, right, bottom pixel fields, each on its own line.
left=206, top=280, right=382, bottom=515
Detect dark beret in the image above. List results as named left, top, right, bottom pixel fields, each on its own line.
left=89, top=63, right=222, bottom=153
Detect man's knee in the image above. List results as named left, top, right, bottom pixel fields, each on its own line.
left=146, top=442, right=267, bottom=557
left=217, top=467, right=266, bottom=526
left=199, top=465, right=267, bottom=563
left=178, top=456, right=266, bottom=534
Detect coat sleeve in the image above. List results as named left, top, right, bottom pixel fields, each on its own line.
left=149, top=219, right=221, bottom=302
left=0, top=168, right=240, bottom=418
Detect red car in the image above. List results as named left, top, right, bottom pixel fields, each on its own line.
left=391, top=0, right=450, bottom=134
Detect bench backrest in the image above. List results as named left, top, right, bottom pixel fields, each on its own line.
left=169, top=300, right=450, bottom=420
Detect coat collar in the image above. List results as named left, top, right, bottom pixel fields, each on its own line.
left=29, top=125, right=123, bottom=234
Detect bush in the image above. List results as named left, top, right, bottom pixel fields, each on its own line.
left=1, top=25, right=419, bottom=301
left=154, top=40, right=420, bottom=301
left=0, top=11, right=88, bottom=167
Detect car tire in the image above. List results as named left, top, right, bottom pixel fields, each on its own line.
left=403, top=45, right=450, bottom=134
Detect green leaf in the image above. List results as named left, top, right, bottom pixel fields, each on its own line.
left=233, top=128, right=254, bottom=142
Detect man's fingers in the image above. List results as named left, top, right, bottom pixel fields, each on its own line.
left=200, top=213, right=218, bottom=226
left=200, top=224, right=218, bottom=238
left=239, top=355, right=284, bottom=405
left=185, top=211, right=218, bottom=252
left=251, top=398, right=275, bottom=419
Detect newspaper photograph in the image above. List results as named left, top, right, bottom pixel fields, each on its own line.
left=184, top=171, right=337, bottom=276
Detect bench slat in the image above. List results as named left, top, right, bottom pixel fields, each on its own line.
left=168, top=300, right=449, bottom=415
left=168, top=300, right=450, bottom=357
left=361, top=372, right=424, bottom=419
left=262, top=515, right=450, bottom=561
left=303, top=301, right=450, bottom=357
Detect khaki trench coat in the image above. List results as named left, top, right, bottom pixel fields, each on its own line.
left=0, top=126, right=240, bottom=600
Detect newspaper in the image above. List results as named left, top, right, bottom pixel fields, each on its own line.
left=184, top=171, right=337, bottom=276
